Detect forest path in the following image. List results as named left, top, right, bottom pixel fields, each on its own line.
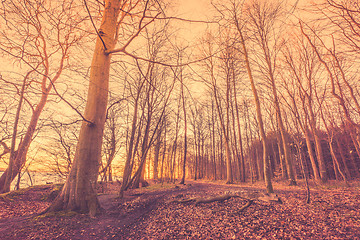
left=0, top=180, right=360, bottom=239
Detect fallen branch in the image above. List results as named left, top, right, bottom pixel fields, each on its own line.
left=238, top=200, right=253, bottom=212
left=173, top=194, right=250, bottom=205
left=172, top=191, right=282, bottom=206
left=194, top=194, right=233, bottom=205
left=258, top=193, right=283, bottom=203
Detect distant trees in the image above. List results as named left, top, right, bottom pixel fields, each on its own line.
left=40, top=121, right=79, bottom=178
left=199, top=32, right=234, bottom=184
left=193, top=0, right=360, bottom=186
left=100, top=99, right=125, bottom=182
left=281, top=33, right=324, bottom=183
left=119, top=21, right=176, bottom=194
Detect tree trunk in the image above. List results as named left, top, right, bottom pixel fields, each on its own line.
left=329, top=135, right=347, bottom=182
left=211, top=100, right=217, bottom=180
left=0, top=73, right=28, bottom=193
left=276, top=134, right=288, bottom=179
left=335, top=137, right=351, bottom=179
left=233, top=75, right=245, bottom=182
left=212, top=77, right=232, bottom=183
left=268, top=56, right=296, bottom=185
left=46, top=0, right=120, bottom=216
left=297, top=143, right=310, bottom=204
left=153, top=127, right=162, bottom=180
left=160, top=122, right=167, bottom=183
left=312, top=130, right=328, bottom=182
left=120, top=94, right=141, bottom=196
left=180, top=81, right=187, bottom=184
left=303, top=128, right=321, bottom=182
left=238, top=29, right=273, bottom=193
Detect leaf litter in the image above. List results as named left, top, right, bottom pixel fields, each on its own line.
left=0, top=181, right=359, bottom=239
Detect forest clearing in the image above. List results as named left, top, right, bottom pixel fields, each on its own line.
left=2, top=0, right=360, bottom=239
left=1, top=180, right=360, bottom=239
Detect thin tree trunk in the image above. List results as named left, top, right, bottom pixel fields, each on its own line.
left=329, top=135, right=347, bottom=182
left=233, top=75, right=246, bottom=182
left=153, top=127, right=162, bottom=180
left=0, top=72, right=28, bottom=193
left=298, top=143, right=310, bottom=203
left=304, top=128, right=321, bottom=182
left=238, top=28, right=273, bottom=193
left=335, top=137, right=351, bottom=179
left=180, top=80, right=187, bottom=184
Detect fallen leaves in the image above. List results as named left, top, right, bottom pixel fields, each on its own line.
left=0, top=181, right=360, bottom=239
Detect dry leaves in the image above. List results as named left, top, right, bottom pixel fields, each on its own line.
left=0, top=181, right=360, bottom=239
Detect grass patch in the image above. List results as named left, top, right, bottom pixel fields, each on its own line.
left=0, top=184, right=63, bottom=201
left=0, top=187, right=30, bottom=201
left=41, top=184, right=64, bottom=201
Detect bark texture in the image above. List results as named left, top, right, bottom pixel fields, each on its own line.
left=47, top=0, right=121, bottom=216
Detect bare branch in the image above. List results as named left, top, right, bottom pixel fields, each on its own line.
left=84, top=0, right=107, bottom=50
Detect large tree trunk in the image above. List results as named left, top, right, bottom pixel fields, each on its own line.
left=46, top=0, right=120, bottom=216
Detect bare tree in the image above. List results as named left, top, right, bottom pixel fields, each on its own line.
left=101, top=100, right=125, bottom=182
left=233, top=2, right=273, bottom=193
left=281, top=32, right=324, bottom=182
left=0, top=0, right=87, bottom=193
left=40, top=121, right=80, bottom=178
left=47, top=0, right=164, bottom=216
left=242, top=0, right=296, bottom=185
left=199, top=32, right=233, bottom=184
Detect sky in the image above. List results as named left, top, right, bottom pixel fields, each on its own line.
left=176, top=0, right=213, bottom=18
left=171, top=0, right=216, bottom=42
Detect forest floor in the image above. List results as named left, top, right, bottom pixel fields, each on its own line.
left=0, top=179, right=360, bottom=239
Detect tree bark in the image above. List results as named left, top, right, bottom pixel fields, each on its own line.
left=153, top=127, right=162, bottom=180
left=180, top=76, right=187, bottom=184
left=47, top=0, right=120, bottom=216
left=238, top=28, right=273, bottom=193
